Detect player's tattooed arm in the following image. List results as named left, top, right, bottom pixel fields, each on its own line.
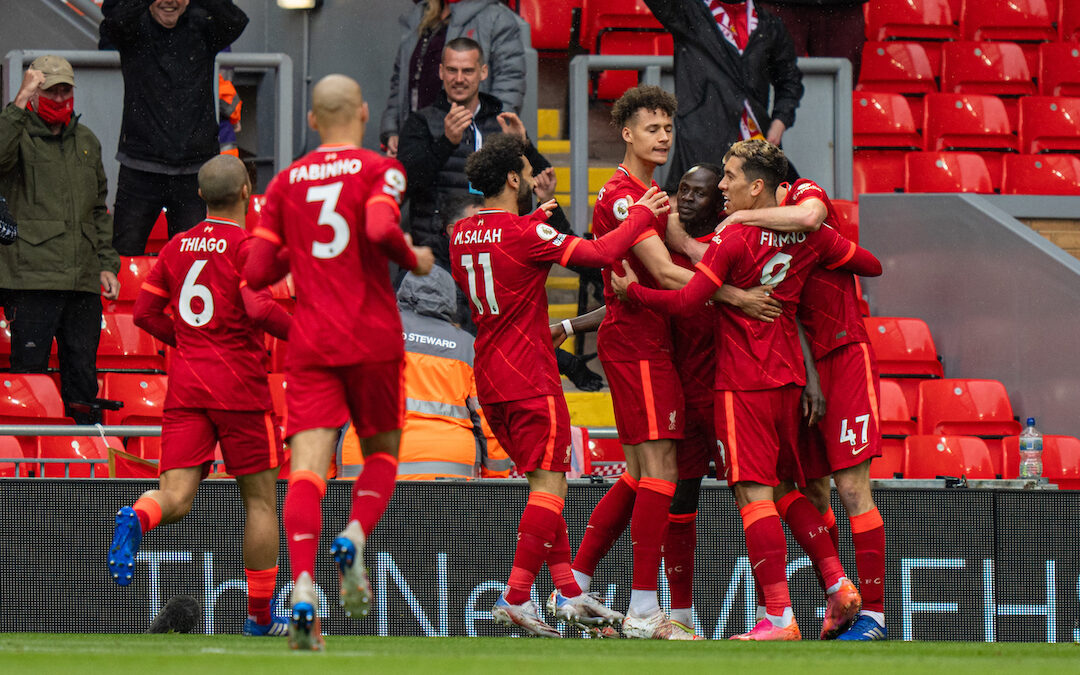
left=797, top=319, right=826, bottom=426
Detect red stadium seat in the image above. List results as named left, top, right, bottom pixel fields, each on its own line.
left=922, top=93, right=1016, bottom=151
left=245, top=194, right=267, bottom=232
left=98, top=312, right=165, bottom=372
left=518, top=0, right=580, bottom=51
left=903, top=434, right=996, bottom=479
left=1062, top=0, right=1080, bottom=42
left=852, top=277, right=871, bottom=316
left=1002, top=434, right=1080, bottom=486
left=588, top=437, right=625, bottom=463
left=1038, top=43, right=1080, bottom=97
left=876, top=379, right=915, bottom=478
left=267, top=336, right=288, bottom=373
left=594, top=32, right=673, bottom=100
left=108, top=446, right=159, bottom=478
left=145, top=209, right=169, bottom=255
left=940, top=42, right=1036, bottom=126
left=0, top=374, right=72, bottom=456
left=858, top=41, right=938, bottom=94
left=104, top=256, right=157, bottom=314
left=865, top=0, right=958, bottom=41
left=102, top=373, right=168, bottom=426
left=579, top=0, right=664, bottom=53
left=854, top=150, right=907, bottom=195
left=904, top=151, right=994, bottom=193
left=829, top=199, right=859, bottom=244
left=864, top=316, right=944, bottom=377
left=268, top=275, right=295, bottom=313
left=960, top=0, right=1056, bottom=43
left=1018, top=96, right=1080, bottom=153
left=917, top=378, right=1022, bottom=475
left=870, top=441, right=905, bottom=479
left=37, top=436, right=111, bottom=478
left=853, top=92, right=922, bottom=149
left=0, top=435, right=28, bottom=477
left=126, top=436, right=162, bottom=461
left=1001, top=154, right=1080, bottom=195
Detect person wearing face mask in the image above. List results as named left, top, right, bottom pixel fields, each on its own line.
left=0, top=55, right=121, bottom=424
left=100, top=0, right=248, bottom=256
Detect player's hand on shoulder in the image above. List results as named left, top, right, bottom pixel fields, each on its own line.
left=610, top=259, right=637, bottom=300
left=634, top=186, right=670, bottom=218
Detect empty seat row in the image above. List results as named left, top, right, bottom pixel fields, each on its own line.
left=856, top=150, right=1080, bottom=196
left=866, top=0, right=1075, bottom=45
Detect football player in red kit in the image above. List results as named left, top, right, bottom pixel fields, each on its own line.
left=450, top=133, right=669, bottom=638
left=244, top=74, right=434, bottom=650
left=108, top=155, right=292, bottom=638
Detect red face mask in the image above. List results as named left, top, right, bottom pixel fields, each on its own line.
left=28, top=95, right=74, bottom=128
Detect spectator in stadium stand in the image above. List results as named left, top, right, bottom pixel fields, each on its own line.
left=398, top=37, right=557, bottom=269
left=108, top=154, right=292, bottom=639
left=100, top=0, right=248, bottom=255
left=339, top=266, right=511, bottom=480
left=380, top=0, right=526, bottom=158
left=759, top=0, right=869, bottom=83
left=643, top=0, right=804, bottom=190
left=0, top=55, right=120, bottom=424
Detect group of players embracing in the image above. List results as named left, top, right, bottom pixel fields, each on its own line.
left=106, top=76, right=886, bottom=648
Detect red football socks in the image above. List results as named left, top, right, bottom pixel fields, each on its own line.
left=776, top=490, right=846, bottom=590
left=348, top=452, right=398, bottom=536
left=851, top=507, right=886, bottom=613
left=572, top=472, right=637, bottom=576
left=822, top=505, right=840, bottom=554
left=664, top=511, right=697, bottom=610
left=133, top=496, right=162, bottom=533
left=245, top=565, right=278, bottom=625
left=631, top=477, right=675, bottom=592
left=505, top=492, right=564, bottom=605
left=741, top=500, right=791, bottom=616
left=283, top=470, right=325, bottom=582
left=548, top=514, right=582, bottom=597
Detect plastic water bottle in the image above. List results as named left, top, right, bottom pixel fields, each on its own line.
left=1018, top=417, right=1043, bottom=480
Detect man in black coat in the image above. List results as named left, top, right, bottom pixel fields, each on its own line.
left=397, top=37, right=555, bottom=268
left=643, top=0, right=804, bottom=191
left=101, top=0, right=248, bottom=255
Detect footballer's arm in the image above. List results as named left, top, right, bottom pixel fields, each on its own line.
left=133, top=287, right=177, bottom=348
left=241, top=283, right=293, bottom=340
left=720, top=197, right=827, bottom=234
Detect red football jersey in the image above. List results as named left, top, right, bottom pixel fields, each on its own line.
left=783, top=180, right=871, bottom=361
left=630, top=223, right=858, bottom=391
left=592, top=165, right=672, bottom=361
left=142, top=218, right=273, bottom=410
left=256, top=144, right=409, bottom=367
left=670, top=232, right=717, bottom=409
left=448, top=208, right=576, bottom=404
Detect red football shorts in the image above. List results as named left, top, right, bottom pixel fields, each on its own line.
left=676, top=401, right=715, bottom=480
left=160, top=408, right=285, bottom=477
left=800, top=342, right=883, bottom=481
left=284, top=359, right=405, bottom=438
left=602, top=358, right=685, bottom=446
left=714, top=385, right=803, bottom=487
left=484, top=395, right=572, bottom=474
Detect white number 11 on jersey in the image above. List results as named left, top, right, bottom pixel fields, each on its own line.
left=461, top=252, right=500, bottom=315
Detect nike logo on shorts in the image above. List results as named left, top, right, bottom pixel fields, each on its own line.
left=852, top=443, right=869, bottom=456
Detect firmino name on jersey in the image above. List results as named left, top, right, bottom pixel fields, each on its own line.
left=289, top=158, right=363, bottom=184
left=453, top=228, right=502, bottom=245
left=760, top=231, right=807, bottom=247
left=179, top=237, right=229, bottom=253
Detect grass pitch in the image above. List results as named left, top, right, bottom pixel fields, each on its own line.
left=1, top=634, right=1076, bottom=674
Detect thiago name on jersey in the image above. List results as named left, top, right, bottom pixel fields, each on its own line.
left=178, top=236, right=229, bottom=253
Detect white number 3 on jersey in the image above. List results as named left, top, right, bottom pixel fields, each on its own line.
left=307, top=182, right=349, bottom=259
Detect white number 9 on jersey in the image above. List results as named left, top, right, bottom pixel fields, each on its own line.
left=307, top=182, right=349, bottom=259
left=760, top=252, right=793, bottom=286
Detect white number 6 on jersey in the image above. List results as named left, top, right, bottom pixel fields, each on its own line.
left=179, top=259, right=214, bottom=327
left=307, top=182, right=349, bottom=259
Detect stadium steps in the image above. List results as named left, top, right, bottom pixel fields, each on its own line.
left=563, top=392, right=616, bottom=427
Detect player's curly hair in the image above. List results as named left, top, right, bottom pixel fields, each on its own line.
left=610, top=85, right=677, bottom=129
left=723, top=139, right=789, bottom=193
left=464, top=133, right=528, bottom=198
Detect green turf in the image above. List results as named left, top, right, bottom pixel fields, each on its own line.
left=1, top=634, right=1076, bottom=674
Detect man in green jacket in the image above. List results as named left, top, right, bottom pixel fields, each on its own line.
left=0, top=55, right=120, bottom=423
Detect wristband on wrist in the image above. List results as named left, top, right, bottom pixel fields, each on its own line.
left=560, top=319, right=575, bottom=336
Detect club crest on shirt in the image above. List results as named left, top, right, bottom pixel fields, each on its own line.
left=613, top=197, right=630, bottom=221
left=535, top=223, right=559, bottom=241
left=383, top=168, right=406, bottom=201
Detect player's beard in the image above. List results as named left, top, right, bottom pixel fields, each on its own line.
left=517, top=175, right=533, bottom=204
